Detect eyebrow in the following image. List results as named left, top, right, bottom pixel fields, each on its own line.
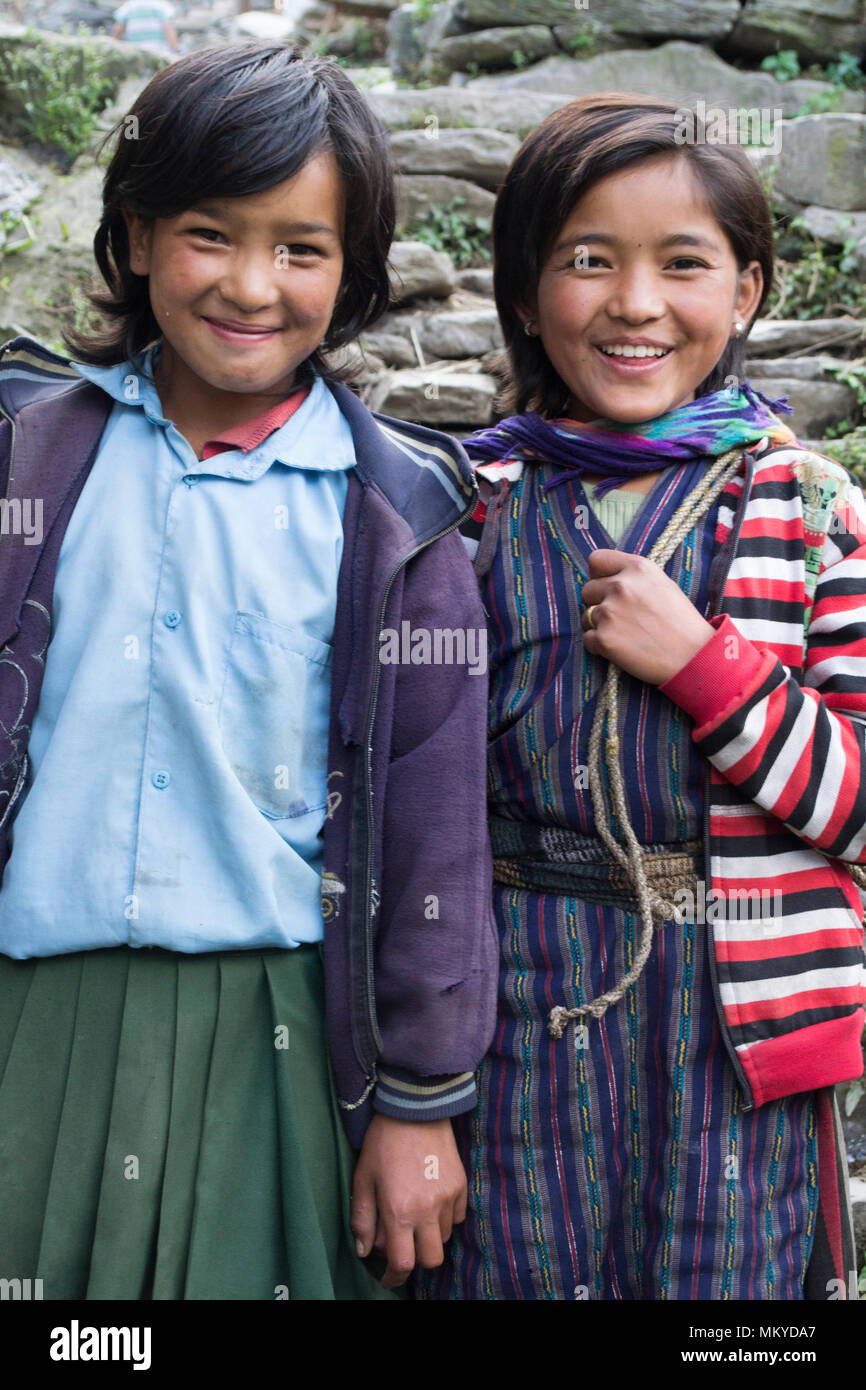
left=552, top=231, right=720, bottom=254
left=185, top=205, right=339, bottom=236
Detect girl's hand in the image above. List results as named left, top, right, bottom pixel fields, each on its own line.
left=581, top=549, right=716, bottom=685
left=351, top=1113, right=467, bottom=1289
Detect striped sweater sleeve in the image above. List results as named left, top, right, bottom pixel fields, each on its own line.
left=660, top=471, right=866, bottom=864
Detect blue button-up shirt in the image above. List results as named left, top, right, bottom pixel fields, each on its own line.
left=0, top=341, right=355, bottom=957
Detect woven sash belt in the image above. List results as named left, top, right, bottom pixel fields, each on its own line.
left=489, top=814, right=702, bottom=915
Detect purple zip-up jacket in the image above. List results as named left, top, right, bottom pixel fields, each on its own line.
left=0, top=336, right=498, bottom=1148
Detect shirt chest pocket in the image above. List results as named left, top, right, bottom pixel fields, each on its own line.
left=217, top=611, right=333, bottom=820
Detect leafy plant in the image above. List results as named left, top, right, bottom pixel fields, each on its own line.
left=767, top=214, right=866, bottom=322
left=404, top=197, right=492, bottom=269
left=410, top=0, right=437, bottom=18
left=794, top=89, right=846, bottom=117
left=511, top=49, right=528, bottom=70
left=815, top=50, right=865, bottom=90
left=311, top=19, right=381, bottom=65
left=565, top=21, right=602, bottom=54
left=0, top=26, right=117, bottom=159
left=760, top=49, right=800, bottom=83
left=0, top=208, right=35, bottom=255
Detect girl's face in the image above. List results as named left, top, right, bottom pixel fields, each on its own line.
left=123, top=151, right=345, bottom=416
left=515, top=154, right=764, bottom=424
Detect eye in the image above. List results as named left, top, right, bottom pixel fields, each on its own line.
left=286, top=243, right=322, bottom=257
left=189, top=226, right=224, bottom=243
left=571, top=253, right=609, bottom=270
left=667, top=256, right=707, bottom=270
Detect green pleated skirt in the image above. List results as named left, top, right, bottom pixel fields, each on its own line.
left=0, top=942, right=399, bottom=1301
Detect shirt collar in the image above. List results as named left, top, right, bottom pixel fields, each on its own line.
left=69, top=339, right=357, bottom=478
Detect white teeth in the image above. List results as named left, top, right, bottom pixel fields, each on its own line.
left=599, top=344, right=669, bottom=358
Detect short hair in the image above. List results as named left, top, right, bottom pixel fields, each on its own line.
left=492, top=92, right=775, bottom=418
left=63, top=42, right=395, bottom=388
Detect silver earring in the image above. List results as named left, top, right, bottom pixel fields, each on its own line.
left=523, top=319, right=535, bottom=336
left=734, top=320, right=745, bottom=336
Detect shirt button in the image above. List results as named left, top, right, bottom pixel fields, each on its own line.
left=164, top=609, right=182, bottom=628
left=183, top=475, right=200, bottom=487
left=151, top=770, right=171, bottom=790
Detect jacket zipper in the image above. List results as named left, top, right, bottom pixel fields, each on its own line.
left=0, top=362, right=29, bottom=832
left=354, top=487, right=479, bottom=1075
left=702, top=448, right=754, bottom=1110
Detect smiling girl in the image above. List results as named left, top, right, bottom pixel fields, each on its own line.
left=418, top=94, right=865, bottom=1302
left=0, top=44, right=497, bottom=1299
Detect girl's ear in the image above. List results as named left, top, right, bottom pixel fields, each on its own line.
left=513, top=294, right=538, bottom=330
left=122, top=206, right=152, bottom=276
left=734, top=260, right=763, bottom=333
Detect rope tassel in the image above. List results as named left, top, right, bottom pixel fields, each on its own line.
left=547, top=447, right=745, bottom=1040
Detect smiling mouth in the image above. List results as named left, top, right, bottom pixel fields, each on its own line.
left=597, top=344, right=672, bottom=359
left=203, top=317, right=280, bottom=336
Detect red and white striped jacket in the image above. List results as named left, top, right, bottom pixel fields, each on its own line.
left=469, top=438, right=866, bottom=1110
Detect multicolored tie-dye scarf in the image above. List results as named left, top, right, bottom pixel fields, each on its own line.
left=462, top=382, right=798, bottom=497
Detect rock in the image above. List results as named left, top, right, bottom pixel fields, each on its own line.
left=747, top=318, right=866, bottom=354
left=360, top=306, right=503, bottom=365
left=463, top=40, right=865, bottom=117
left=775, top=115, right=866, bottom=212
left=551, top=22, right=646, bottom=55
left=580, top=0, right=740, bottom=41
left=415, top=307, right=503, bottom=358
left=452, top=0, right=738, bottom=36
left=731, top=0, right=866, bottom=65
left=326, top=340, right=386, bottom=378
left=431, top=24, right=557, bottom=76
left=395, top=174, right=496, bottom=229
left=745, top=376, right=857, bottom=436
left=388, top=128, right=519, bottom=191
left=233, top=12, right=300, bottom=40
left=358, top=326, right=419, bottom=368
left=456, top=266, right=495, bottom=296
left=0, top=144, right=45, bottom=222
left=850, top=1174, right=866, bottom=1265
left=746, top=355, right=851, bottom=380
left=795, top=206, right=866, bottom=245
left=368, top=86, right=569, bottom=136
left=386, top=0, right=466, bottom=80
left=367, top=367, right=498, bottom=426
left=341, top=0, right=400, bottom=10
left=320, top=17, right=379, bottom=57
left=843, top=1083, right=866, bottom=1167
left=453, top=0, right=578, bottom=22
left=0, top=151, right=106, bottom=343
left=388, top=240, right=458, bottom=302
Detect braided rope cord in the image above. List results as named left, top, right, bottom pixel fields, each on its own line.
left=548, top=447, right=746, bottom=1039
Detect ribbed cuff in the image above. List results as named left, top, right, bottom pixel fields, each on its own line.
left=658, top=613, right=764, bottom=726
left=372, top=1065, right=477, bottom=1122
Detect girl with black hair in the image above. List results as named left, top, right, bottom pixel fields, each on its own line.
left=0, top=43, right=497, bottom=1299
left=419, top=93, right=864, bottom=1302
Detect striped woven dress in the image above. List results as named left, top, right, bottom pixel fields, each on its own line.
left=417, top=455, right=818, bottom=1301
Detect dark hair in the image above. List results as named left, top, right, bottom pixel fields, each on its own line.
left=63, top=42, right=395, bottom=389
left=492, top=92, right=775, bottom=418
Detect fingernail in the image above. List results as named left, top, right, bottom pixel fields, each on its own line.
left=355, top=1238, right=365, bottom=1257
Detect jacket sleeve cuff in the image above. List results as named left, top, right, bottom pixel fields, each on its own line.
left=372, top=1065, right=477, bottom=1123
left=658, top=613, right=765, bottom=726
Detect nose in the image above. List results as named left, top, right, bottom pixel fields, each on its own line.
left=217, top=248, right=281, bottom=315
left=604, top=264, right=665, bottom=324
